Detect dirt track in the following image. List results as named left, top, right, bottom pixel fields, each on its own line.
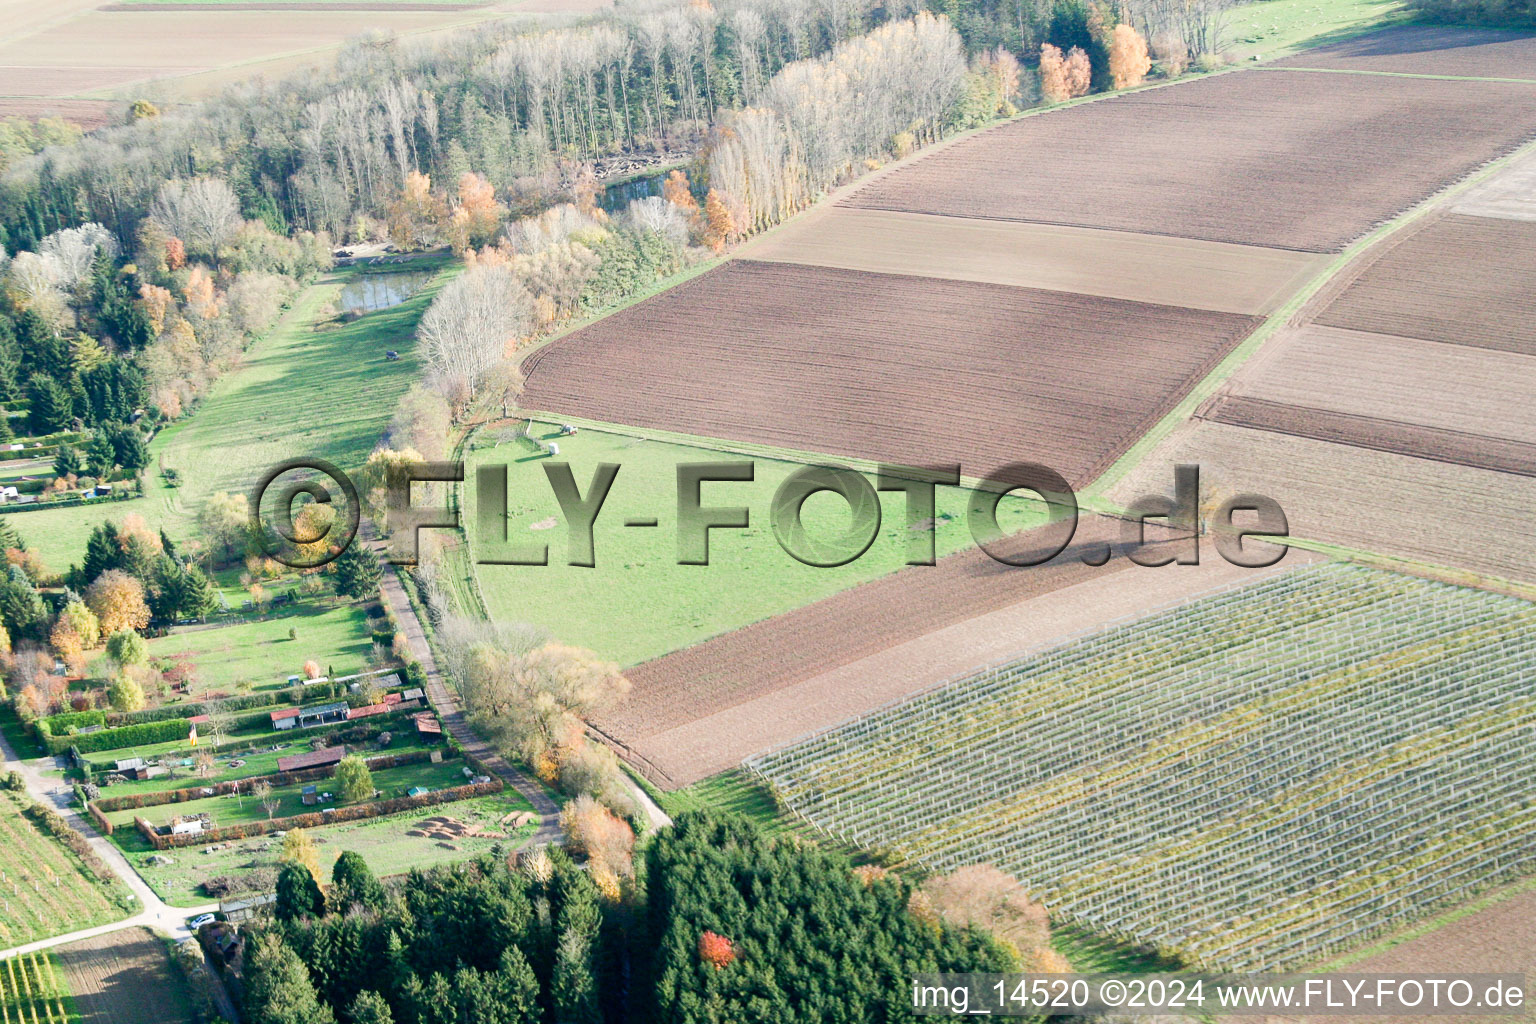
left=839, top=70, right=1536, bottom=253
left=522, top=260, right=1260, bottom=488
left=1272, top=24, right=1536, bottom=79
left=54, top=928, right=194, bottom=1024
left=1317, top=214, right=1536, bottom=354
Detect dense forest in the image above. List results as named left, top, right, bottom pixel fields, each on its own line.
left=242, top=813, right=1034, bottom=1024
left=0, top=0, right=1231, bottom=254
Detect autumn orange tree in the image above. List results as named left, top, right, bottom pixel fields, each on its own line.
left=1040, top=44, right=1069, bottom=102
left=1109, top=23, right=1152, bottom=89
left=702, top=188, right=735, bottom=253
left=444, top=172, right=505, bottom=255
left=386, top=171, right=444, bottom=250
left=1063, top=45, right=1092, bottom=98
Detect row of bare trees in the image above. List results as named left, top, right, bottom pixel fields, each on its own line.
left=1, top=0, right=908, bottom=250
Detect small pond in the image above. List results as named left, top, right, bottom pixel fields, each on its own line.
left=338, top=270, right=436, bottom=314
left=598, top=171, right=671, bottom=213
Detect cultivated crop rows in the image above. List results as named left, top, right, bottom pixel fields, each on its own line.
left=747, top=564, right=1536, bottom=970
left=0, top=953, right=75, bottom=1024
left=0, top=802, right=120, bottom=949
left=520, top=259, right=1259, bottom=488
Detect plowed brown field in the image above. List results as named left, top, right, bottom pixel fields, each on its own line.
left=1272, top=25, right=1536, bottom=79
left=594, top=516, right=1311, bottom=787
left=1317, top=214, right=1536, bottom=354
left=839, top=70, right=1536, bottom=252
left=55, top=928, right=195, bottom=1024
left=521, top=261, right=1260, bottom=487
left=1225, top=326, right=1536, bottom=443
left=1203, top=396, right=1536, bottom=477
left=1108, top=421, right=1536, bottom=583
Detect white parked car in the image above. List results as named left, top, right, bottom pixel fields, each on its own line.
left=188, top=913, right=216, bottom=931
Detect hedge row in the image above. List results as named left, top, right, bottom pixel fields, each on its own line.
left=40, top=709, right=107, bottom=733
left=43, top=717, right=191, bottom=755
left=93, top=749, right=437, bottom=812
left=135, top=778, right=503, bottom=849
left=0, top=488, right=138, bottom=515
left=88, top=800, right=114, bottom=836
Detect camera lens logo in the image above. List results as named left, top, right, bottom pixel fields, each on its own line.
left=250, top=458, right=361, bottom=569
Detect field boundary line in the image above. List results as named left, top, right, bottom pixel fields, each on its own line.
left=1082, top=133, right=1536, bottom=506
left=742, top=559, right=1331, bottom=770
left=1254, top=64, right=1536, bottom=84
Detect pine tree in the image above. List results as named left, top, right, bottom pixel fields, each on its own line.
left=182, top=566, right=215, bottom=619
left=0, top=516, right=24, bottom=553
left=348, top=991, right=395, bottom=1024
left=79, top=522, right=122, bottom=582
left=276, top=862, right=326, bottom=921
left=551, top=930, right=601, bottom=1024
left=332, top=543, right=383, bottom=599
left=0, top=407, right=12, bottom=444
left=53, top=444, right=80, bottom=478
left=332, top=850, right=387, bottom=912
left=85, top=430, right=116, bottom=477
left=244, top=933, right=336, bottom=1024
left=26, top=375, right=73, bottom=436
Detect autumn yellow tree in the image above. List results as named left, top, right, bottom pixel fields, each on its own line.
left=1109, top=24, right=1152, bottom=89
left=61, top=600, right=101, bottom=649
left=560, top=793, right=636, bottom=882
left=50, top=621, right=86, bottom=677
left=662, top=169, right=698, bottom=214
left=86, top=570, right=150, bottom=635
left=139, top=283, right=173, bottom=335
left=444, top=172, right=504, bottom=255
left=387, top=171, right=444, bottom=250
left=702, top=188, right=735, bottom=253
left=280, top=828, right=324, bottom=885
left=1039, top=44, right=1070, bottom=102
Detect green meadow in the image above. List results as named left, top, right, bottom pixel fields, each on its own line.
left=463, top=422, right=1049, bottom=666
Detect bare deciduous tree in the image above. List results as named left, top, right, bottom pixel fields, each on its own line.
left=151, top=178, right=242, bottom=262
left=416, top=262, right=533, bottom=415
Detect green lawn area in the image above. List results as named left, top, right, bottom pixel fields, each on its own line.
left=463, top=421, right=1047, bottom=666
left=147, top=600, right=376, bottom=695
left=1225, top=0, right=1405, bottom=59
left=121, top=785, right=538, bottom=907
left=91, top=734, right=434, bottom=799
left=655, top=769, right=799, bottom=839
left=105, top=758, right=475, bottom=830
left=13, top=264, right=444, bottom=568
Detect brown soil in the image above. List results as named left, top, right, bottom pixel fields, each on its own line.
left=1272, top=25, right=1536, bottom=79
left=1203, top=395, right=1536, bottom=477
left=521, top=260, right=1260, bottom=488
left=1108, top=420, right=1536, bottom=584
left=410, top=815, right=506, bottom=840
left=1224, top=325, right=1536, bottom=444
left=55, top=928, right=195, bottom=1024
left=1316, top=214, right=1536, bottom=354
left=839, top=70, right=1536, bottom=253
left=0, top=98, right=121, bottom=129
left=740, top=208, right=1326, bottom=315
left=1293, top=885, right=1536, bottom=1024
left=591, top=516, right=1312, bottom=787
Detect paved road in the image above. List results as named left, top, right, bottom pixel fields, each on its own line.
left=0, top=730, right=216, bottom=960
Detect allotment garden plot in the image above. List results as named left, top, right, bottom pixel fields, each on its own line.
left=839, top=69, right=1536, bottom=252
left=748, top=564, right=1536, bottom=971
left=519, top=262, right=1259, bottom=489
